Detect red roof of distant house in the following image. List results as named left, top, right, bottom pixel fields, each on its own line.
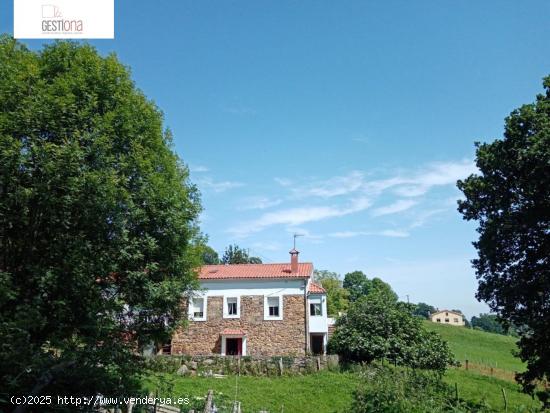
left=308, top=281, right=326, bottom=294
left=199, top=263, right=313, bottom=280
left=220, top=328, right=246, bottom=336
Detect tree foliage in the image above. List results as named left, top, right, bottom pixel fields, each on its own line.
left=328, top=292, right=455, bottom=372
left=343, top=270, right=368, bottom=302
left=314, top=270, right=350, bottom=316
left=470, top=314, right=506, bottom=335
left=457, top=76, right=550, bottom=403
left=200, top=245, right=220, bottom=265
left=0, top=37, right=201, bottom=408
left=343, top=270, right=398, bottom=303
left=221, top=244, right=262, bottom=264
left=413, top=302, right=437, bottom=319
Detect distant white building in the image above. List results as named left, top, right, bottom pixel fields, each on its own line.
left=430, top=310, right=465, bottom=326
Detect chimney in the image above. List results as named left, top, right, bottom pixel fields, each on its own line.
left=290, top=248, right=299, bottom=273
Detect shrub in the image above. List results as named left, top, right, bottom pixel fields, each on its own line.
left=351, top=364, right=496, bottom=412
left=328, top=293, right=456, bottom=372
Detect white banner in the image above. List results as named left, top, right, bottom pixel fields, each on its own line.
left=14, top=0, right=114, bottom=39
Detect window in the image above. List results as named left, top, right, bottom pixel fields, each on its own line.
left=436, top=318, right=441, bottom=322
left=309, top=297, right=322, bottom=316
left=189, top=297, right=206, bottom=321
left=268, top=297, right=279, bottom=316
left=228, top=298, right=237, bottom=315
left=310, top=302, right=322, bottom=316
left=223, top=296, right=240, bottom=318
left=264, top=295, right=283, bottom=320
left=445, top=318, right=449, bottom=323
left=454, top=318, right=459, bottom=323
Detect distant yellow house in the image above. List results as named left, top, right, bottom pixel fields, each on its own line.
left=430, top=310, right=465, bottom=326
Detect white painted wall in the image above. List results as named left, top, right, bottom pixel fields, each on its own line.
left=308, top=294, right=328, bottom=333
left=199, top=279, right=306, bottom=297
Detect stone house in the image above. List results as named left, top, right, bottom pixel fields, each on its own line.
left=430, top=309, right=465, bottom=326
left=170, top=249, right=328, bottom=356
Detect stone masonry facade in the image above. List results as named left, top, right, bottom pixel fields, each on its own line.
left=171, top=295, right=307, bottom=356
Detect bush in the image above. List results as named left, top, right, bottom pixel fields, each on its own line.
left=328, top=293, right=456, bottom=372
left=351, top=364, right=496, bottom=412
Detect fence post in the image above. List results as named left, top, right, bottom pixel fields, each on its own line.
left=465, top=359, right=469, bottom=371
left=279, top=358, right=284, bottom=376
left=501, top=388, right=508, bottom=412
left=316, top=357, right=321, bottom=371
left=203, top=390, right=213, bottom=413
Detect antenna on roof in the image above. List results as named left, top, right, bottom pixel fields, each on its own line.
left=293, top=233, right=304, bottom=250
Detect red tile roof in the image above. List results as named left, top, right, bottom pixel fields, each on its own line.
left=199, top=263, right=313, bottom=280
left=220, top=328, right=246, bottom=336
left=308, top=281, right=326, bottom=294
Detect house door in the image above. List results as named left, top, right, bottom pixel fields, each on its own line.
left=310, top=334, right=324, bottom=355
left=226, top=338, right=242, bottom=356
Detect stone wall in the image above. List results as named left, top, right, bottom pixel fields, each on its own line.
left=147, top=354, right=340, bottom=376
left=171, top=295, right=307, bottom=356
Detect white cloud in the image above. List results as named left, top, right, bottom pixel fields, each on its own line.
left=300, top=171, right=364, bottom=198
left=251, top=241, right=282, bottom=252
left=238, top=196, right=282, bottom=210
left=409, top=208, right=448, bottom=229
left=372, top=199, right=418, bottom=217
left=225, top=159, right=475, bottom=236
left=379, top=229, right=410, bottom=238
left=274, top=177, right=293, bottom=187
left=229, top=197, right=372, bottom=237
left=197, top=177, right=244, bottom=193
left=390, top=160, right=477, bottom=197
left=328, top=229, right=409, bottom=238
left=190, top=165, right=209, bottom=173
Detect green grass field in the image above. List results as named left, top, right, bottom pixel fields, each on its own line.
left=424, top=321, right=524, bottom=372
left=423, top=322, right=542, bottom=411
left=145, top=370, right=358, bottom=413
left=146, top=323, right=541, bottom=412
left=444, top=369, right=540, bottom=412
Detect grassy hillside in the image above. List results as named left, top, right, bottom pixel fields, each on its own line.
left=424, top=321, right=542, bottom=411
left=424, top=321, right=524, bottom=373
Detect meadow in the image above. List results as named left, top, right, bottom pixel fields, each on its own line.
left=145, top=324, right=542, bottom=412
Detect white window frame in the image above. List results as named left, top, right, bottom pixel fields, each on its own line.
left=221, top=335, right=247, bottom=356
left=188, top=296, right=207, bottom=322
left=264, top=295, right=283, bottom=320
left=223, top=296, right=241, bottom=319
left=309, top=297, right=322, bottom=317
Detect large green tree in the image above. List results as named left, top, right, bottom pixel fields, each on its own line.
left=343, top=270, right=398, bottom=303
left=457, top=76, right=550, bottom=404
left=0, top=38, right=202, bottom=410
left=343, top=270, right=368, bottom=302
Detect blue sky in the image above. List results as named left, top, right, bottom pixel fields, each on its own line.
left=2, top=0, right=550, bottom=317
